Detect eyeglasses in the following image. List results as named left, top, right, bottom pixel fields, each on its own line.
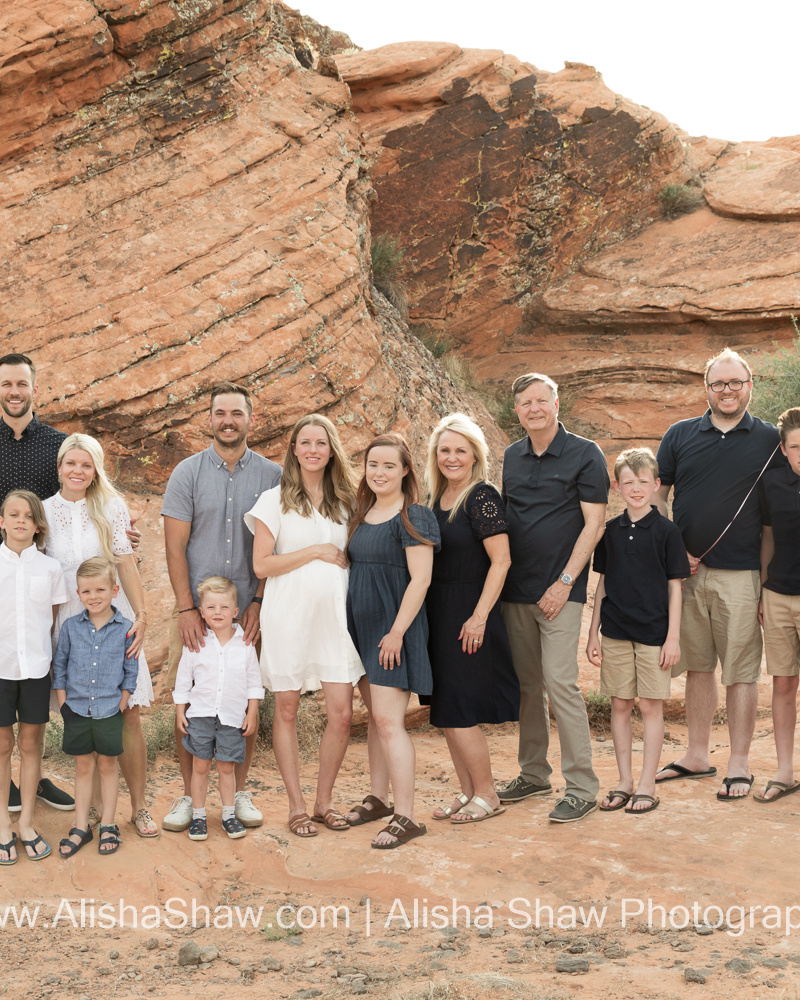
left=706, top=379, right=751, bottom=393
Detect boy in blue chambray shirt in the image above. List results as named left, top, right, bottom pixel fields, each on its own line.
left=586, top=448, right=690, bottom=816
left=53, top=556, right=138, bottom=858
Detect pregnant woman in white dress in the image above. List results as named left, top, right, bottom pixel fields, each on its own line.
left=44, top=433, right=157, bottom=838
left=245, top=415, right=364, bottom=838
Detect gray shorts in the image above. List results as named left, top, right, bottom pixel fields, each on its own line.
left=182, top=715, right=245, bottom=764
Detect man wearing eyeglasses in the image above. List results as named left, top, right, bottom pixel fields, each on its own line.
left=653, top=348, right=781, bottom=800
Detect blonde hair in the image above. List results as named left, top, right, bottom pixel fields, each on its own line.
left=426, top=414, right=491, bottom=521
left=704, top=348, right=753, bottom=383
left=197, top=575, right=238, bottom=605
left=0, top=489, right=49, bottom=550
left=614, top=447, right=659, bottom=481
left=76, top=556, right=116, bottom=588
left=280, top=414, right=358, bottom=523
left=511, top=372, right=558, bottom=402
left=58, top=433, right=124, bottom=565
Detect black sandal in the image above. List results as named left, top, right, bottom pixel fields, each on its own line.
left=98, top=824, right=122, bottom=855
left=59, top=827, right=93, bottom=858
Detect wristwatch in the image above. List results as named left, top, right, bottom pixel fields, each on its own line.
left=559, top=573, right=574, bottom=587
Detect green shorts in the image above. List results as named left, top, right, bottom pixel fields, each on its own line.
left=61, top=704, right=124, bottom=757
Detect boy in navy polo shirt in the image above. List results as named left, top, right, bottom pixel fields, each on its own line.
left=586, top=448, right=690, bottom=814
left=756, top=406, right=800, bottom=803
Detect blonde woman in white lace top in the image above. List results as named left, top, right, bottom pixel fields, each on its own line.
left=44, top=433, right=158, bottom=837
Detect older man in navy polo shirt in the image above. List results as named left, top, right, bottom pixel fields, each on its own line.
left=500, top=373, right=609, bottom=823
left=654, top=348, right=781, bottom=800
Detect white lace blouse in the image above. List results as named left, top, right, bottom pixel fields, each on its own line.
left=43, top=492, right=153, bottom=707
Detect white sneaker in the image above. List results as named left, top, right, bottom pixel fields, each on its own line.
left=162, top=795, right=193, bottom=832
left=234, top=790, right=263, bottom=828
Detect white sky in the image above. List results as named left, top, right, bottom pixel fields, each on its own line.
left=296, top=0, right=798, bottom=142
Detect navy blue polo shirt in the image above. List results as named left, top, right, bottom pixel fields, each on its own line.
left=593, top=507, right=690, bottom=646
left=759, top=463, right=800, bottom=596
left=657, top=410, right=781, bottom=570
left=0, top=415, right=66, bottom=502
left=502, top=423, right=610, bottom=604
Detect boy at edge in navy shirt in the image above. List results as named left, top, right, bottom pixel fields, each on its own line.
left=755, top=406, right=800, bottom=803
left=586, top=448, right=690, bottom=814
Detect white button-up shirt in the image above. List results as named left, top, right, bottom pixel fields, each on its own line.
left=172, top=624, right=264, bottom=728
left=0, top=543, right=69, bottom=680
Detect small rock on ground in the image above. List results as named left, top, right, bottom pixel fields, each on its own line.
left=178, top=943, right=201, bottom=967
left=684, top=968, right=707, bottom=984
left=555, top=957, right=589, bottom=974
left=725, top=957, right=753, bottom=974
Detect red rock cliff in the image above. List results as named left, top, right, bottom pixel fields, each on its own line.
left=0, top=2, right=505, bottom=483
left=336, top=42, right=800, bottom=450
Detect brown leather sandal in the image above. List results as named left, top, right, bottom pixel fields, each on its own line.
left=371, top=814, right=427, bottom=849
left=289, top=812, right=318, bottom=837
left=311, top=808, right=350, bottom=830
left=347, top=794, right=393, bottom=826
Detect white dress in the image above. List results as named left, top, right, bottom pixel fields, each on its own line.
left=244, top=486, right=364, bottom=693
left=43, top=493, right=154, bottom=708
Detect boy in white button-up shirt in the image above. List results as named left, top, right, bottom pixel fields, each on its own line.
left=173, top=576, right=264, bottom=841
left=0, top=490, right=68, bottom=864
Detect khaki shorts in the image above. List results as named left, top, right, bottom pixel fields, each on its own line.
left=165, top=603, right=261, bottom=689
left=674, top=565, right=762, bottom=685
left=762, top=589, right=800, bottom=677
left=600, top=636, right=672, bottom=700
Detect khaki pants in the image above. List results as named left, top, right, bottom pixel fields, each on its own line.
left=502, top=601, right=598, bottom=802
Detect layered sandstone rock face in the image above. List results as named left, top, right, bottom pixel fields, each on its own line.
left=0, top=2, right=504, bottom=474
left=336, top=44, right=800, bottom=451
left=0, top=3, right=505, bottom=672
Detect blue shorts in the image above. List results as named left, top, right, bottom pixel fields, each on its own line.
left=182, top=716, right=245, bottom=764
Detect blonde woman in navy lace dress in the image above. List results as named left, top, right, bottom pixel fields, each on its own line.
left=424, top=414, right=520, bottom=824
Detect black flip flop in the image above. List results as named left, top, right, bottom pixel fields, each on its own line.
left=625, top=793, right=660, bottom=814
left=656, top=762, right=717, bottom=783
left=21, top=833, right=51, bottom=860
left=716, top=775, right=754, bottom=801
left=599, top=789, right=632, bottom=812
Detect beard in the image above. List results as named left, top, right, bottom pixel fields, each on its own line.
left=707, top=389, right=751, bottom=423
left=0, top=396, right=33, bottom=419
left=212, top=425, right=248, bottom=449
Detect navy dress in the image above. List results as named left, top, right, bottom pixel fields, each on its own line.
left=423, top=483, right=520, bottom=728
left=347, top=504, right=440, bottom=695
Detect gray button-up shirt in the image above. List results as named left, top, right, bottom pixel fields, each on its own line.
left=161, top=444, right=282, bottom=608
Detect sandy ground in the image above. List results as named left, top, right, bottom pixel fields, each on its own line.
left=2, top=702, right=800, bottom=1000
left=3, top=577, right=799, bottom=999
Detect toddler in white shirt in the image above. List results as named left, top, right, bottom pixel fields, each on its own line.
left=173, top=576, right=264, bottom=841
left=0, top=490, right=68, bottom=864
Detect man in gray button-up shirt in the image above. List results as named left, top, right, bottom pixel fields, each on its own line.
left=161, top=382, right=281, bottom=830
